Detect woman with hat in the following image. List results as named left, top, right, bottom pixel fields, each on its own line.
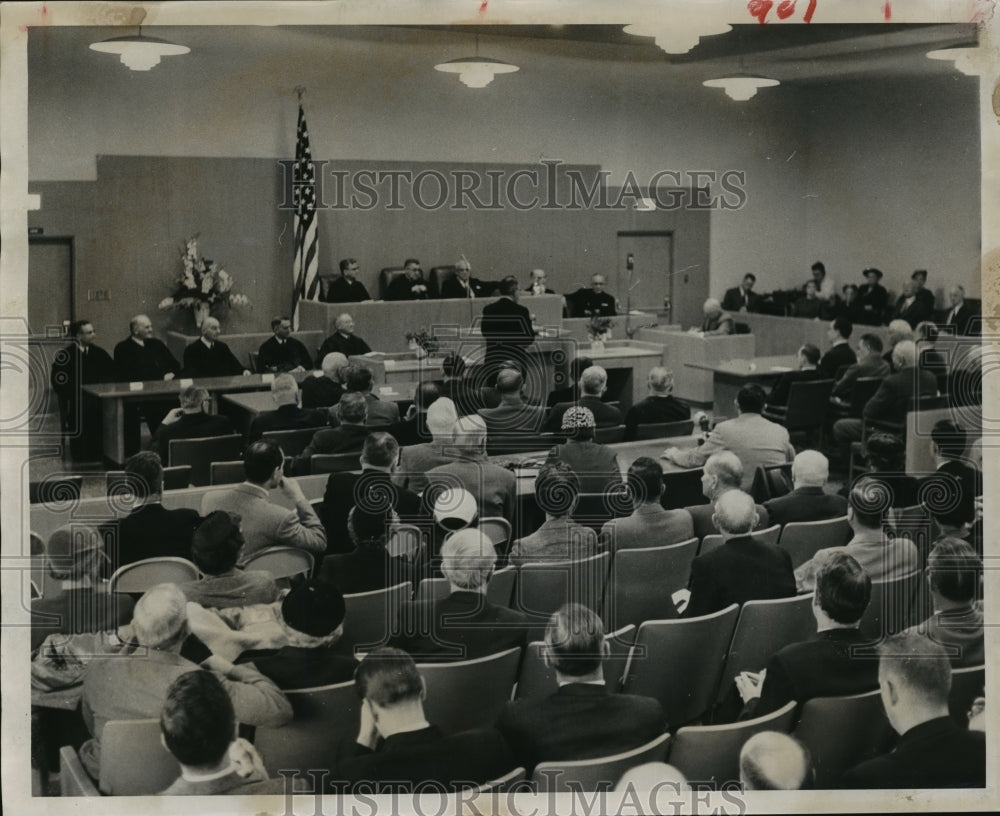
left=546, top=406, right=622, bottom=495
left=857, top=267, right=888, bottom=325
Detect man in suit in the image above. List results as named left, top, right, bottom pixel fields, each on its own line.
left=545, top=365, right=623, bottom=431
left=114, top=313, right=182, bottom=453
left=387, top=380, right=439, bottom=447
left=830, top=333, right=891, bottom=414
left=567, top=274, right=617, bottom=316
left=525, top=267, right=556, bottom=296
left=299, top=392, right=370, bottom=467
left=881, top=319, right=914, bottom=373
left=696, top=298, right=734, bottom=335
left=857, top=267, right=888, bottom=325
left=918, top=538, right=983, bottom=667
left=762, top=450, right=847, bottom=527
left=545, top=355, right=592, bottom=408
left=623, top=366, right=689, bottom=440
left=942, top=284, right=979, bottom=337
left=391, top=529, right=532, bottom=661
left=739, top=733, right=813, bottom=791
left=50, top=318, right=116, bottom=461
left=384, top=258, right=429, bottom=301
left=893, top=278, right=934, bottom=329
left=818, top=317, right=857, bottom=379
left=148, top=385, right=235, bottom=462
left=437, top=352, right=485, bottom=416
left=327, top=647, right=514, bottom=792
left=396, top=397, right=459, bottom=493
left=201, top=439, right=327, bottom=562
left=257, top=316, right=313, bottom=373
left=480, top=276, right=537, bottom=374
left=662, top=385, right=794, bottom=492
left=684, top=490, right=796, bottom=618
left=681, top=452, right=771, bottom=540
left=439, top=257, right=497, bottom=299
left=321, top=257, right=372, bottom=303
left=317, top=312, right=372, bottom=359
left=301, top=352, right=348, bottom=410
left=496, top=604, right=665, bottom=774
left=319, top=506, right=413, bottom=594
left=920, top=419, right=981, bottom=526
left=248, top=373, right=330, bottom=442
left=721, top=273, right=763, bottom=313
left=478, top=367, right=546, bottom=439
left=735, top=551, right=878, bottom=719
left=839, top=632, right=985, bottom=788
left=763, top=344, right=822, bottom=416
left=331, top=364, right=400, bottom=428
left=319, top=431, right=421, bottom=556
left=600, top=456, right=694, bottom=552
left=182, top=317, right=249, bottom=378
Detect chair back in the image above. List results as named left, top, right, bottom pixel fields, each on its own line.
left=750, top=463, right=793, bottom=503
left=379, top=267, right=406, bottom=298
left=109, top=467, right=192, bottom=494
left=29, top=475, right=83, bottom=506
left=309, top=452, right=362, bottom=475
left=604, top=539, right=698, bottom=630
left=342, top=581, right=411, bottom=649
left=248, top=350, right=260, bottom=373
left=661, top=468, right=707, bottom=510
left=387, top=524, right=422, bottom=559
left=573, top=485, right=632, bottom=531
left=476, top=766, right=527, bottom=793
left=254, top=680, right=360, bottom=772
left=209, top=460, right=245, bottom=485
left=59, top=746, right=101, bottom=796
left=486, top=565, right=517, bottom=608
left=700, top=524, right=780, bottom=558
left=479, top=517, right=513, bottom=552
left=948, top=664, right=985, bottom=726
left=514, top=552, right=610, bottom=640
left=783, top=379, right=835, bottom=431
left=261, top=426, right=328, bottom=457
left=531, top=731, right=672, bottom=792
left=428, top=265, right=457, bottom=298
left=793, top=689, right=892, bottom=787
left=848, top=377, right=883, bottom=416
left=242, top=546, right=314, bottom=580
left=99, top=718, right=180, bottom=795
left=419, top=646, right=522, bottom=735
left=668, top=700, right=797, bottom=785
left=778, top=516, right=851, bottom=569
left=168, top=434, right=243, bottom=486
left=415, top=576, right=450, bottom=604
left=622, top=604, right=739, bottom=727
left=634, top=419, right=695, bottom=440
left=109, top=557, right=199, bottom=594
left=594, top=424, right=626, bottom=444
left=715, top=593, right=817, bottom=704
left=858, top=570, right=924, bottom=641
left=486, top=433, right=564, bottom=456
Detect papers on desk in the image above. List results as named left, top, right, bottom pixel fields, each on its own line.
left=128, top=382, right=143, bottom=391
left=770, top=365, right=793, bottom=372
left=261, top=373, right=275, bottom=384
left=378, top=386, right=396, bottom=396
left=179, top=378, right=194, bottom=387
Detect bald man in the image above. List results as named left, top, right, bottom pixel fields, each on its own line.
left=696, top=298, right=734, bottom=336
left=685, top=490, right=796, bottom=618
left=300, top=352, right=348, bottom=409
left=318, top=313, right=372, bottom=359
left=182, top=316, right=248, bottom=378
left=740, top=732, right=812, bottom=790
left=762, top=450, right=847, bottom=526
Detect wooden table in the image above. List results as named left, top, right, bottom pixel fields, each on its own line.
left=685, top=355, right=800, bottom=412
left=571, top=340, right=667, bottom=412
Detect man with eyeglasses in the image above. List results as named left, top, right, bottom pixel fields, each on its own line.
left=322, top=257, right=372, bottom=303
left=385, top=258, right=429, bottom=301
left=568, top=274, right=617, bottom=317
left=440, top=257, right=497, bottom=299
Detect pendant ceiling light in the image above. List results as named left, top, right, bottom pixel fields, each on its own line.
left=435, top=35, right=518, bottom=88
left=90, top=28, right=190, bottom=71
left=623, top=20, right=732, bottom=55
left=703, top=75, right=780, bottom=101
left=926, top=47, right=982, bottom=77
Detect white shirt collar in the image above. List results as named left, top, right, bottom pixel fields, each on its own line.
left=180, top=761, right=238, bottom=783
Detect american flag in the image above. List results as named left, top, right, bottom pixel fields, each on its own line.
left=291, top=103, right=319, bottom=330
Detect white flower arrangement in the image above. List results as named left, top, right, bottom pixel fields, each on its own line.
left=159, top=235, right=250, bottom=317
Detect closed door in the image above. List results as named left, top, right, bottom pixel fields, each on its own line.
left=616, top=232, right=673, bottom=313
left=29, top=237, right=74, bottom=334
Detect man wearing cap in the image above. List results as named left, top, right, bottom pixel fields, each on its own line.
left=180, top=512, right=279, bottom=609
left=546, top=407, right=622, bottom=494
left=318, top=313, right=373, bottom=360
left=396, top=397, right=460, bottom=494
left=391, top=529, right=532, bottom=661
left=545, top=365, right=623, bottom=431
left=857, top=268, right=888, bottom=325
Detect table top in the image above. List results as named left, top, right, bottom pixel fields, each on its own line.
left=82, top=372, right=310, bottom=399
left=685, top=355, right=800, bottom=377
left=222, top=382, right=421, bottom=414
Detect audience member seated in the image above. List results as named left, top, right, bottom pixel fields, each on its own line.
left=829, top=333, right=890, bottom=414
left=388, top=381, right=440, bottom=447
left=763, top=344, right=822, bottom=413
left=322, top=257, right=372, bottom=304
left=721, top=273, right=763, bottom=313
left=299, top=352, right=347, bottom=410
left=440, top=257, right=497, bottom=299
left=182, top=317, right=249, bottom=378
left=496, top=604, right=665, bottom=774
left=696, top=298, right=734, bottom=335
left=384, top=259, right=429, bottom=301
left=942, top=284, right=979, bottom=337
left=684, top=491, right=796, bottom=618
left=547, top=406, right=622, bottom=495
left=391, top=529, right=531, bottom=661
left=900, top=269, right=937, bottom=329
left=735, top=551, right=877, bottom=719
left=930, top=502, right=982, bottom=558
left=396, top=397, right=459, bottom=494
left=202, top=439, right=326, bottom=562
left=739, top=732, right=813, bottom=791
left=615, top=763, right=690, bottom=795
left=663, top=385, right=794, bottom=492
left=332, top=364, right=400, bottom=428
left=916, top=539, right=983, bottom=667
left=31, top=525, right=135, bottom=652
left=681, top=452, right=771, bottom=540
left=508, top=461, right=600, bottom=566
left=318, top=312, right=372, bottom=359
left=545, top=365, right=623, bottom=431
left=857, top=267, right=888, bottom=325
left=248, top=372, right=330, bottom=442
left=818, top=317, right=857, bottom=379
left=147, top=385, right=234, bottom=462
left=478, top=367, right=546, bottom=436
left=257, top=315, right=313, bottom=373
left=599, top=456, right=693, bottom=552
left=78, top=584, right=292, bottom=781
left=159, top=671, right=295, bottom=795
left=762, top=450, right=847, bottom=526
left=624, top=366, right=689, bottom=440
left=882, top=319, right=915, bottom=372
left=179, top=511, right=279, bottom=609
left=892, top=279, right=930, bottom=329
left=849, top=432, right=919, bottom=509
left=792, top=280, right=824, bottom=319
left=319, top=507, right=413, bottom=594
left=810, top=261, right=836, bottom=301
left=567, top=274, right=616, bottom=316
left=299, top=392, right=370, bottom=465
left=108, top=451, right=202, bottom=573
left=545, top=355, right=592, bottom=408
left=920, top=419, right=981, bottom=527
left=795, top=478, right=919, bottom=592
left=915, top=321, right=948, bottom=392
left=838, top=283, right=865, bottom=325
left=438, top=352, right=483, bottom=416
left=839, top=632, right=985, bottom=788
left=424, top=416, right=516, bottom=522
left=327, top=647, right=514, bottom=792
left=320, top=431, right=422, bottom=555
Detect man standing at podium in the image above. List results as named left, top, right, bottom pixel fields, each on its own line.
left=481, top=277, right=536, bottom=375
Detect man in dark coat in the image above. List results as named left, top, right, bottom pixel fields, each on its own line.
left=320, top=258, right=372, bottom=303
left=721, top=274, right=763, bottom=313
left=301, top=352, right=347, bottom=410
left=257, top=316, right=313, bottom=373
left=296, top=392, right=369, bottom=472
left=762, top=344, right=823, bottom=416
left=624, top=366, right=689, bottom=440
left=182, top=316, right=248, bottom=378
left=762, top=451, right=847, bottom=527
left=384, top=259, right=429, bottom=301
left=545, top=365, right=623, bottom=430
left=818, top=317, right=857, bottom=379
left=525, top=268, right=556, bottom=296
left=942, top=284, right=979, bottom=337
left=893, top=276, right=935, bottom=329
left=480, top=276, right=536, bottom=375
left=147, top=385, right=235, bottom=463
left=439, top=257, right=497, bottom=299
left=317, top=312, right=372, bottom=359
left=567, top=274, right=616, bottom=317
left=857, top=267, right=888, bottom=325
left=247, top=373, right=329, bottom=442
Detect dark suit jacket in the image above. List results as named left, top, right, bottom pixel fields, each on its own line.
left=182, top=339, right=244, bottom=378
left=525, top=285, right=556, bottom=295
left=113, top=336, right=181, bottom=381
left=257, top=336, right=313, bottom=372
left=107, top=503, right=203, bottom=574
left=480, top=297, right=536, bottom=362
left=387, top=414, right=431, bottom=447
left=818, top=342, right=857, bottom=380
left=942, top=302, right=979, bottom=337
left=323, top=276, right=371, bottom=303
left=441, top=378, right=485, bottom=417
left=300, top=424, right=368, bottom=461
left=763, top=486, right=847, bottom=527
left=300, top=377, right=344, bottom=410
left=496, top=684, right=666, bottom=774
left=318, top=332, right=372, bottom=360
left=721, top=286, right=762, bottom=313
left=831, top=356, right=891, bottom=404
left=920, top=460, right=981, bottom=525
left=857, top=283, right=888, bottom=323
left=31, top=588, right=135, bottom=652
left=685, top=535, right=796, bottom=618
left=248, top=404, right=329, bottom=442
left=568, top=288, right=616, bottom=316
left=839, top=717, right=985, bottom=789
left=329, top=726, right=514, bottom=793
left=545, top=395, right=623, bottom=431
left=390, top=591, right=533, bottom=662
left=863, top=366, right=938, bottom=424
left=624, top=395, right=690, bottom=440
left=384, top=274, right=429, bottom=301
left=682, top=502, right=771, bottom=541
left=320, top=470, right=422, bottom=556
left=148, top=411, right=234, bottom=462
left=50, top=343, right=116, bottom=399
left=765, top=369, right=824, bottom=408
left=894, top=293, right=934, bottom=328
left=319, top=546, right=414, bottom=594
left=251, top=644, right=359, bottom=690
left=440, top=276, right=496, bottom=299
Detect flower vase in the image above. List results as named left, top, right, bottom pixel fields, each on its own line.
left=193, top=301, right=211, bottom=329
left=590, top=338, right=606, bottom=353
left=414, top=345, right=428, bottom=360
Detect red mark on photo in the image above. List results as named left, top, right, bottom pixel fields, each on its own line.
left=479, top=0, right=488, bottom=13
left=748, top=0, right=817, bottom=23
left=883, top=1, right=892, bottom=20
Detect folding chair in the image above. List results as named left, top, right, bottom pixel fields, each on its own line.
left=476, top=766, right=527, bottom=793
left=415, top=576, right=449, bottom=604
left=621, top=604, right=740, bottom=728
left=531, top=732, right=672, bottom=792
left=109, top=557, right=199, bottom=594
left=514, top=552, right=611, bottom=640
left=342, top=581, right=411, bottom=649
left=858, top=570, right=923, bottom=641
left=419, top=647, right=522, bottom=735
left=242, top=546, right=314, bottom=580
left=58, top=745, right=100, bottom=796
left=573, top=488, right=631, bottom=533
left=603, top=539, right=699, bottom=630
left=699, top=524, right=780, bottom=558
left=661, top=468, right=707, bottom=510
left=209, top=460, right=245, bottom=485
left=168, top=434, right=243, bottom=486
left=308, top=452, right=362, bottom=475
left=261, top=426, right=328, bottom=457
left=634, top=419, right=695, bottom=441
left=750, top=463, right=793, bottom=503
left=99, top=718, right=181, bottom=795
left=486, top=566, right=517, bottom=608
left=667, top=700, right=798, bottom=785
left=593, top=424, right=626, bottom=444
left=778, top=517, right=851, bottom=569
left=479, top=517, right=513, bottom=552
